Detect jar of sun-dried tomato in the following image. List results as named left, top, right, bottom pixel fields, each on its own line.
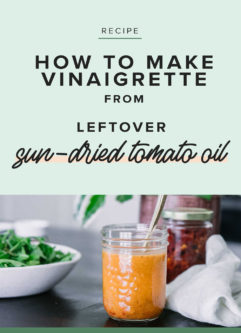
left=162, top=208, right=213, bottom=283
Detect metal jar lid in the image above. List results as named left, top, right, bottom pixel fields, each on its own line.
left=162, top=207, right=213, bottom=221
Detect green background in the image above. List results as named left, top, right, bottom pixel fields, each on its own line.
left=0, top=0, right=240, bottom=194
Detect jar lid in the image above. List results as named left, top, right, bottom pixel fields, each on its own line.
left=162, top=207, right=213, bottom=221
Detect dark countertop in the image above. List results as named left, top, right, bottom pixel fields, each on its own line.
left=0, top=227, right=240, bottom=327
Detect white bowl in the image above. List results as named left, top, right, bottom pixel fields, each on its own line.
left=0, top=221, right=14, bottom=232
left=0, top=243, right=81, bottom=298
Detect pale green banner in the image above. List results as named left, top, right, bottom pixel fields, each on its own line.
left=0, top=0, right=240, bottom=194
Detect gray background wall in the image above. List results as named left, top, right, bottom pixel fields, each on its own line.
left=0, top=195, right=140, bottom=230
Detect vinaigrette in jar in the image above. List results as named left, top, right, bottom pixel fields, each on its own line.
left=102, top=224, right=168, bottom=321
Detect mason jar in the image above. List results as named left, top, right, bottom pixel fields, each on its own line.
left=102, top=224, right=168, bottom=322
left=162, top=208, right=213, bottom=283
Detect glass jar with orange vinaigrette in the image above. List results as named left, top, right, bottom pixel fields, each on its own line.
left=102, top=224, right=168, bottom=322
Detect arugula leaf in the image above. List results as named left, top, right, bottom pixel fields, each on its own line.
left=0, top=230, right=74, bottom=268
left=0, top=259, right=26, bottom=267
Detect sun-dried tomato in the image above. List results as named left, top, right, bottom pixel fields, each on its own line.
left=166, top=225, right=212, bottom=283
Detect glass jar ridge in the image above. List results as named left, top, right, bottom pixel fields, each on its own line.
left=102, top=223, right=168, bottom=252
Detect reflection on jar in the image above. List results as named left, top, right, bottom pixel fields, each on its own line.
left=102, top=224, right=168, bottom=321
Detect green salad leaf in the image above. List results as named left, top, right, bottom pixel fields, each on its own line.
left=0, top=230, right=74, bottom=268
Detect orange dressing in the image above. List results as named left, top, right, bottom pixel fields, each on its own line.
left=102, top=250, right=166, bottom=320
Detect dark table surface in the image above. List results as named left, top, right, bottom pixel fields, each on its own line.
left=0, top=227, right=240, bottom=327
